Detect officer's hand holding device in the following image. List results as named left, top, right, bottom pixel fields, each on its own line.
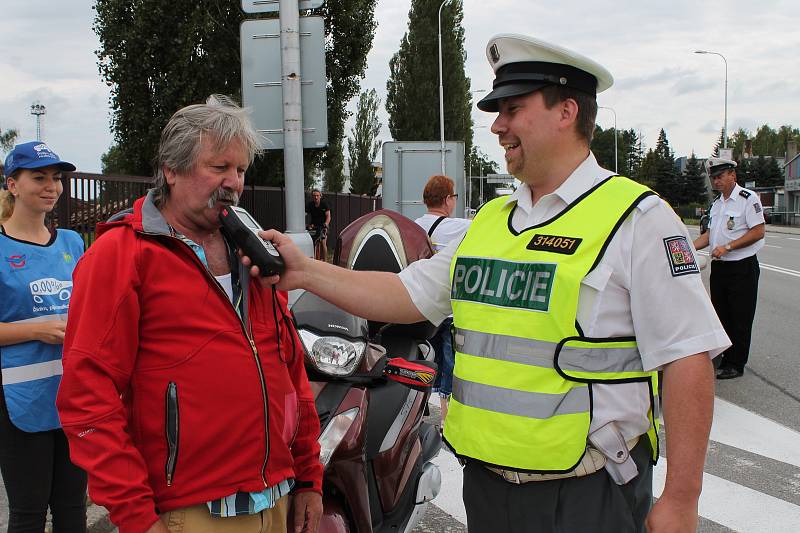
left=219, top=206, right=285, bottom=277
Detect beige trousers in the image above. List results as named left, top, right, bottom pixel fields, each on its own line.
left=162, top=496, right=289, bottom=533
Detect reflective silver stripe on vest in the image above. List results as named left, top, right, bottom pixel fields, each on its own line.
left=455, top=328, right=643, bottom=374
left=454, top=328, right=557, bottom=368
left=452, top=376, right=589, bottom=419
left=559, top=345, right=643, bottom=373
left=1, top=360, right=63, bottom=385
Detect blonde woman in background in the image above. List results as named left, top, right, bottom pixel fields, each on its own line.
left=0, top=142, right=87, bottom=532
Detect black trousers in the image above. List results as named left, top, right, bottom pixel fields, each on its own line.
left=0, top=393, right=87, bottom=532
left=463, top=440, right=653, bottom=533
left=710, top=255, right=760, bottom=373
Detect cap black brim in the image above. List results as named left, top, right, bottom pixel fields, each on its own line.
left=477, top=82, right=548, bottom=112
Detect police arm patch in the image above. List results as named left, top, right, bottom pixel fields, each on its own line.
left=663, top=236, right=700, bottom=277
left=754, top=203, right=762, bottom=213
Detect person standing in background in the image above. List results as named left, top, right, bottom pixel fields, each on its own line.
left=413, top=175, right=470, bottom=424
left=693, top=157, right=765, bottom=380
left=306, top=189, right=331, bottom=261
left=0, top=142, right=87, bottom=532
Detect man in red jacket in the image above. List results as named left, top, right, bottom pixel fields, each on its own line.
left=57, top=95, right=323, bottom=533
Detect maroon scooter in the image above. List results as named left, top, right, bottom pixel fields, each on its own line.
left=291, top=210, right=443, bottom=533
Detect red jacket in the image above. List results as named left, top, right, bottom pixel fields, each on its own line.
left=57, top=195, right=322, bottom=532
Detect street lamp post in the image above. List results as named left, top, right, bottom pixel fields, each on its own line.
left=694, top=50, right=728, bottom=149
left=598, top=106, right=617, bottom=173
left=30, top=102, right=46, bottom=141
left=437, top=0, right=451, bottom=175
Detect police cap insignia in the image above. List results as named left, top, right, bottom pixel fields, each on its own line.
left=663, top=236, right=699, bottom=277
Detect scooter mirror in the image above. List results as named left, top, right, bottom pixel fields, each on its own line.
left=383, top=358, right=438, bottom=391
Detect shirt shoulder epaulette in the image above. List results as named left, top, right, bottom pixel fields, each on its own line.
left=739, top=189, right=751, bottom=199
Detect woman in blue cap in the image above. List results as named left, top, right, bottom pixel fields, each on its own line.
left=0, top=142, right=87, bottom=531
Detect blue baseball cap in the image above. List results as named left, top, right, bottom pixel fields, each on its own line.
left=4, top=141, right=76, bottom=179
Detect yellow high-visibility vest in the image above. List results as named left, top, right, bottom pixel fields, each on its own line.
left=446, top=176, right=660, bottom=472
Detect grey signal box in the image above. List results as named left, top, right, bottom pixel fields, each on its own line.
left=382, top=141, right=466, bottom=220
left=240, top=17, right=328, bottom=150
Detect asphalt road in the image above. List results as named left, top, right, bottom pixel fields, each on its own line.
left=3, top=225, right=800, bottom=532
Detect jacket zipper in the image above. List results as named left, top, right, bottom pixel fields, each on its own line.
left=150, top=232, right=272, bottom=486
left=165, top=382, right=179, bottom=486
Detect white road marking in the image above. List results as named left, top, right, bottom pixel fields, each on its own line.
left=710, top=398, right=800, bottom=469
left=429, top=396, right=800, bottom=529
left=764, top=244, right=782, bottom=248
left=787, top=237, right=800, bottom=241
left=653, top=460, right=800, bottom=533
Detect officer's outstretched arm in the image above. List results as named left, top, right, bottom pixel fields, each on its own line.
left=249, top=228, right=426, bottom=325
left=693, top=232, right=709, bottom=251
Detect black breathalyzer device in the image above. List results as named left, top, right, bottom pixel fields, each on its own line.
left=219, top=205, right=285, bottom=277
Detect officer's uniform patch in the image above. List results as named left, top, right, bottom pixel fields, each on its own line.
left=754, top=203, right=762, bottom=213
left=739, top=190, right=751, bottom=199
left=663, top=236, right=699, bottom=277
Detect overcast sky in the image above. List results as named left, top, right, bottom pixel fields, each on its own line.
left=2, top=0, right=798, bottom=174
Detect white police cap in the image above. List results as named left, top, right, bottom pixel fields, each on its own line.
left=705, top=157, right=737, bottom=177
left=477, top=34, right=613, bottom=112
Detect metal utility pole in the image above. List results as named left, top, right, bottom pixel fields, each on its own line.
left=599, top=106, right=618, bottom=173
left=694, top=50, right=728, bottom=149
left=30, top=102, right=46, bottom=141
left=437, top=0, right=450, bottom=175
left=279, top=0, right=308, bottom=240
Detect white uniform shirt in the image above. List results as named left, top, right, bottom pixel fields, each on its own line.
left=399, top=152, right=731, bottom=442
left=708, top=184, right=766, bottom=261
left=414, top=214, right=471, bottom=252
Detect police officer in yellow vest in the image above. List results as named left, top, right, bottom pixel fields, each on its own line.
left=253, top=34, right=731, bottom=533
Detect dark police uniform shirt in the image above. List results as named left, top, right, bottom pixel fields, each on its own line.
left=708, top=184, right=765, bottom=261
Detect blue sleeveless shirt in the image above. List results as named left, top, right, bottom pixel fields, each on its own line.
left=0, top=228, right=84, bottom=432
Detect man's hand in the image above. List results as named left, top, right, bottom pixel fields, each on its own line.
left=710, top=245, right=728, bottom=259
left=290, top=492, right=322, bottom=533
left=35, top=320, right=67, bottom=344
left=645, top=495, right=698, bottom=532
left=239, top=229, right=310, bottom=290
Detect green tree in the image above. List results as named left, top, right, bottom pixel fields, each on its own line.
left=590, top=125, right=616, bottom=172
left=682, top=152, right=707, bottom=205
left=317, top=0, right=378, bottom=192
left=1, top=124, right=17, bottom=152
left=386, top=0, right=473, bottom=157
left=347, top=89, right=382, bottom=195
left=94, top=0, right=377, bottom=187
left=653, top=129, right=679, bottom=205
left=712, top=129, right=729, bottom=157
left=467, top=147, right=500, bottom=208
left=636, top=148, right=658, bottom=189
left=100, top=144, right=131, bottom=175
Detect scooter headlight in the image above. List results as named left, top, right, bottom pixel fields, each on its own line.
left=318, top=407, right=359, bottom=468
left=298, top=329, right=366, bottom=376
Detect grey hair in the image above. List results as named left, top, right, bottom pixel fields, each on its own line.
left=152, top=94, right=263, bottom=207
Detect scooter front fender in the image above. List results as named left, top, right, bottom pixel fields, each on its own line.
left=318, top=495, right=351, bottom=533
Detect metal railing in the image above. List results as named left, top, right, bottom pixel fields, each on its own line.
left=53, top=172, right=381, bottom=247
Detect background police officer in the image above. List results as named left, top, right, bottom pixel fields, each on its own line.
left=693, top=158, right=765, bottom=379
left=253, top=34, right=730, bottom=533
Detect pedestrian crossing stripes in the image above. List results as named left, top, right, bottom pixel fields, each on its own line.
left=427, top=396, right=800, bottom=533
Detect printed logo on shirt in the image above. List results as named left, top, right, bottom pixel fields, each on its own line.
left=663, top=236, right=699, bottom=277
left=527, top=234, right=582, bottom=255
left=62, top=252, right=73, bottom=263
left=451, top=257, right=556, bottom=312
left=5, top=255, right=26, bottom=269
left=754, top=203, right=762, bottom=213
left=29, top=278, right=73, bottom=304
